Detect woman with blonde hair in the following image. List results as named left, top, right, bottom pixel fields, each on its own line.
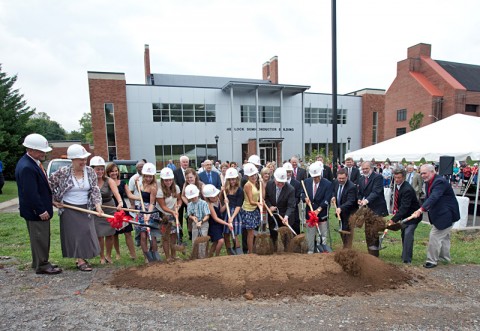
left=240, top=163, right=262, bottom=253
left=223, top=167, right=244, bottom=255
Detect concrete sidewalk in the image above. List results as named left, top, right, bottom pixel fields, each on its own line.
left=0, top=198, right=19, bottom=211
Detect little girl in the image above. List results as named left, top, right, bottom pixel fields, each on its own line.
left=127, top=163, right=161, bottom=263
left=240, top=163, right=262, bottom=254
left=156, top=167, right=181, bottom=261
left=222, top=168, right=244, bottom=255
left=203, top=184, right=233, bottom=256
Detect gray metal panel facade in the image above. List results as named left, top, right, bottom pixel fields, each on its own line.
left=126, top=84, right=362, bottom=165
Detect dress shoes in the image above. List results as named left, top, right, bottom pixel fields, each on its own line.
left=36, top=266, right=63, bottom=275
left=423, top=262, right=437, bottom=269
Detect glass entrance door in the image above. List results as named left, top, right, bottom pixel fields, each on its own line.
left=259, top=143, right=277, bottom=165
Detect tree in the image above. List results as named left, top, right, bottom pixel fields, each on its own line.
left=79, top=112, right=93, bottom=144
left=26, top=112, right=67, bottom=141
left=409, top=112, right=424, bottom=131
left=0, top=65, right=35, bottom=179
left=67, top=130, right=84, bottom=141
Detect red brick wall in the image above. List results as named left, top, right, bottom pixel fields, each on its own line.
left=269, top=56, right=278, bottom=84
left=361, top=94, right=385, bottom=147
left=88, top=73, right=130, bottom=161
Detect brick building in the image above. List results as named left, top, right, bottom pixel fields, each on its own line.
left=384, top=43, right=480, bottom=140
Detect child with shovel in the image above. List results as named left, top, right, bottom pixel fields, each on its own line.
left=156, top=167, right=182, bottom=261
left=222, top=168, right=244, bottom=255
left=186, top=184, right=210, bottom=259
left=203, top=184, right=233, bottom=256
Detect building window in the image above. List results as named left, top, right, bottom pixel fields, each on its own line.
left=397, top=109, right=407, bottom=121
left=152, top=103, right=216, bottom=123
left=396, top=127, right=407, bottom=136
left=466, top=104, right=478, bottom=113
left=241, top=105, right=280, bottom=123
left=372, top=112, right=378, bottom=144
left=155, top=144, right=217, bottom=169
left=305, top=107, right=347, bottom=124
left=104, top=103, right=117, bottom=161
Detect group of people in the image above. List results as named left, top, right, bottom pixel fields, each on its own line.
left=15, top=132, right=461, bottom=276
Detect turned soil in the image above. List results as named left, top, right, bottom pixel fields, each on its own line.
left=110, top=250, right=410, bottom=299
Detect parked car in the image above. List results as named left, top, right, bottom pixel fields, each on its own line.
left=46, top=158, right=72, bottom=177
left=111, top=160, right=139, bottom=181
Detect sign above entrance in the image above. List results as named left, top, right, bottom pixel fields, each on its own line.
left=226, top=127, right=294, bottom=132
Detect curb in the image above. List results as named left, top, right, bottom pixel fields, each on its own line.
left=0, top=198, right=19, bottom=211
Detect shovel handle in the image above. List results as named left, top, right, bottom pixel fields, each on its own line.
left=61, top=204, right=112, bottom=219
left=301, top=180, right=314, bottom=211
left=332, top=200, right=341, bottom=221
left=136, top=180, right=146, bottom=212
left=222, top=190, right=235, bottom=241
left=275, top=212, right=297, bottom=236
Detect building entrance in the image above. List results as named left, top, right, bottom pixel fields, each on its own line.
left=259, top=143, right=277, bottom=165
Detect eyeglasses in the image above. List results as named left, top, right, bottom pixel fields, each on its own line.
left=420, top=172, right=427, bottom=175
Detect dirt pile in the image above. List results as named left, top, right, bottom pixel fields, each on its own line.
left=110, top=250, right=410, bottom=299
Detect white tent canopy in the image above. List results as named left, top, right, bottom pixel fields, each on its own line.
left=346, top=114, right=480, bottom=162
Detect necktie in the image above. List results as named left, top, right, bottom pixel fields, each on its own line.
left=39, top=163, right=48, bottom=180
left=313, top=182, right=318, bottom=197
left=337, top=185, right=343, bottom=205
left=393, top=186, right=399, bottom=214
left=364, top=176, right=368, bottom=186
left=408, top=173, right=413, bottom=184
left=294, top=168, right=297, bottom=179
left=348, top=167, right=351, bottom=179
left=207, top=172, right=212, bottom=184
left=276, top=186, right=281, bottom=203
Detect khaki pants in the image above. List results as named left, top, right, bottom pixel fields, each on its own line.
left=426, top=225, right=452, bottom=265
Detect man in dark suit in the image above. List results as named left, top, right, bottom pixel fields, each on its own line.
left=265, top=167, right=296, bottom=249
left=198, top=159, right=221, bottom=190
left=387, top=169, right=422, bottom=264
left=303, top=162, right=333, bottom=253
left=344, top=157, right=360, bottom=184
left=412, top=164, right=460, bottom=268
left=15, top=134, right=62, bottom=275
left=284, top=162, right=302, bottom=234
left=173, top=155, right=189, bottom=242
left=331, top=168, right=357, bottom=248
left=316, top=156, right=334, bottom=181
left=358, top=161, right=389, bottom=257
left=290, top=156, right=307, bottom=182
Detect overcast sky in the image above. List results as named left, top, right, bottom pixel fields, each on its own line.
left=1, top=0, right=479, bottom=131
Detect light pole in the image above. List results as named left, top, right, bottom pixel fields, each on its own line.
left=214, top=135, right=219, bottom=162
left=347, top=136, right=351, bottom=153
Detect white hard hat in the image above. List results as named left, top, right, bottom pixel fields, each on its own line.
left=283, top=162, right=293, bottom=171
left=202, top=184, right=220, bottom=198
left=243, top=163, right=259, bottom=177
left=89, top=156, right=105, bottom=167
left=67, top=144, right=91, bottom=159
left=185, top=184, right=200, bottom=199
left=225, top=167, right=239, bottom=179
left=247, top=155, right=261, bottom=166
left=274, top=167, right=288, bottom=183
left=309, top=161, right=324, bottom=177
left=142, top=163, right=156, bottom=176
left=160, top=167, right=174, bottom=179
left=23, top=133, right=52, bottom=152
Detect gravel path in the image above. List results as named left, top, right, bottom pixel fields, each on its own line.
left=1, top=262, right=480, bottom=330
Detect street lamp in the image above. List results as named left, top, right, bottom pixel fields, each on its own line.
left=214, top=135, right=219, bottom=162
left=429, top=114, right=439, bottom=121
left=347, top=136, right=351, bottom=153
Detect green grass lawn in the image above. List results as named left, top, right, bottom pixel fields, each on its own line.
left=1, top=207, right=480, bottom=270
left=0, top=181, right=18, bottom=203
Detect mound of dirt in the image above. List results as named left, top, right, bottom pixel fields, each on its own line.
left=110, top=250, right=410, bottom=299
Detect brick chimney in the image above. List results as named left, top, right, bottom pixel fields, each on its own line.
left=261, top=56, right=278, bottom=84
left=407, top=43, right=431, bottom=59
left=144, top=44, right=151, bottom=84
left=269, top=56, right=278, bottom=84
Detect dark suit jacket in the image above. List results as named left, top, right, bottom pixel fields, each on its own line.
left=293, top=167, right=308, bottom=182
left=391, top=181, right=422, bottom=224
left=15, top=154, right=53, bottom=221
left=345, top=166, right=360, bottom=184
left=287, top=177, right=302, bottom=224
left=199, top=170, right=221, bottom=190
left=173, top=167, right=186, bottom=191
left=303, top=177, right=332, bottom=220
left=358, top=171, right=388, bottom=216
left=332, top=179, right=357, bottom=222
left=265, top=180, right=296, bottom=225
left=422, top=175, right=460, bottom=230
left=322, top=165, right=333, bottom=182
